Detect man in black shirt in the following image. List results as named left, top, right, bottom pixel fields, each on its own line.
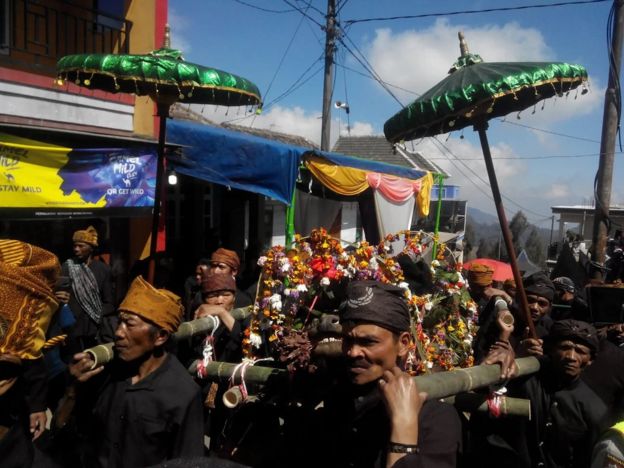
left=518, top=320, right=608, bottom=468
left=287, top=280, right=462, bottom=468
left=59, top=226, right=115, bottom=352
left=70, top=276, right=204, bottom=468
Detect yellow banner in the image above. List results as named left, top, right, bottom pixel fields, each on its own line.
left=0, top=134, right=156, bottom=212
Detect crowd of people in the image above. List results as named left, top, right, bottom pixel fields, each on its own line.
left=1, top=225, right=624, bottom=468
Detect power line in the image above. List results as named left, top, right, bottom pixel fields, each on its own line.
left=231, top=0, right=295, bottom=13
left=335, top=62, right=421, bottom=96
left=344, top=0, right=609, bottom=25
left=498, top=119, right=601, bottom=143
left=294, top=0, right=326, bottom=18
left=426, top=151, right=622, bottom=160
left=262, top=54, right=325, bottom=109
left=338, top=33, right=405, bottom=107
left=430, top=136, right=551, bottom=218
left=261, top=1, right=310, bottom=106
left=336, top=0, right=351, bottom=15
left=282, top=0, right=324, bottom=27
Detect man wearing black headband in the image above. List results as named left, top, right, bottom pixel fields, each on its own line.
left=213, top=281, right=461, bottom=468
left=511, top=319, right=612, bottom=468
left=305, top=280, right=462, bottom=468
left=551, top=277, right=590, bottom=322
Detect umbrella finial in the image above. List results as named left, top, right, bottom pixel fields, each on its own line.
left=458, top=31, right=469, bottom=57
left=163, top=24, right=171, bottom=49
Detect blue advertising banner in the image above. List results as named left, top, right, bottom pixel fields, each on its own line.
left=0, top=133, right=157, bottom=218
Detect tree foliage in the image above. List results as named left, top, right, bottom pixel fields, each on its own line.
left=525, top=227, right=545, bottom=265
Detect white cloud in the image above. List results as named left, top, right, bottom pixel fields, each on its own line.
left=406, top=134, right=529, bottom=212
left=168, top=8, right=192, bottom=54
left=342, top=121, right=375, bottom=137
left=191, top=104, right=374, bottom=147
left=545, top=183, right=571, bottom=198
left=366, top=19, right=554, bottom=102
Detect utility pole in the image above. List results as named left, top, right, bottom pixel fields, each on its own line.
left=320, top=0, right=337, bottom=151
left=591, top=0, right=624, bottom=277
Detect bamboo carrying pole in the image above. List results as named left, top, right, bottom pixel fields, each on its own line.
left=190, top=358, right=537, bottom=417
left=84, top=308, right=252, bottom=368
left=189, top=357, right=540, bottom=399
left=443, top=393, right=531, bottom=419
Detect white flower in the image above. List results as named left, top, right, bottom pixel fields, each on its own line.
left=283, top=288, right=291, bottom=296
left=398, top=282, right=410, bottom=290
left=320, top=277, right=331, bottom=286
left=257, top=256, right=268, bottom=266
left=336, top=264, right=345, bottom=272
left=463, top=337, right=473, bottom=345
left=249, top=332, right=263, bottom=349
left=431, top=260, right=440, bottom=267
left=296, top=284, right=308, bottom=293
left=424, top=301, right=433, bottom=311
left=280, top=262, right=291, bottom=273
left=369, top=257, right=379, bottom=270
left=426, top=361, right=434, bottom=369
left=341, top=251, right=349, bottom=260
left=269, top=294, right=282, bottom=311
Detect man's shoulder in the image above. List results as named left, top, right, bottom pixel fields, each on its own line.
left=158, top=355, right=201, bottom=397
left=90, top=259, right=111, bottom=273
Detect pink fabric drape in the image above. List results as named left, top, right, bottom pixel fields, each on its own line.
left=366, top=172, right=422, bottom=203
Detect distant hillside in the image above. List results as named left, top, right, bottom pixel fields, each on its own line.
left=467, top=207, right=498, bottom=225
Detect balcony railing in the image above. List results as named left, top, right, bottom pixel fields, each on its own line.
left=1, top=0, right=132, bottom=73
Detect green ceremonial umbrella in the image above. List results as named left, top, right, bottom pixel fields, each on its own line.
left=384, top=32, right=588, bottom=338
left=57, top=26, right=261, bottom=284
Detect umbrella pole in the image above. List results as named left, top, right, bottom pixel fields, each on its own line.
left=148, top=103, right=170, bottom=285
left=475, top=121, right=536, bottom=339
left=432, top=173, right=444, bottom=259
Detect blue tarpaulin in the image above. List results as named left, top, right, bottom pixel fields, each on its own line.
left=167, top=120, right=301, bottom=205
left=166, top=119, right=429, bottom=205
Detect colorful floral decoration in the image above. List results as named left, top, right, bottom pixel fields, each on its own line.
left=410, top=258, right=478, bottom=373
left=243, top=228, right=478, bottom=375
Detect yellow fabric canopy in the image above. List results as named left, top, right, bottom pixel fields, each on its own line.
left=305, top=155, right=370, bottom=196
left=304, top=155, right=434, bottom=216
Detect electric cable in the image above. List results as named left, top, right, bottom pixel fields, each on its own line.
left=430, top=136, right=551, bottom=218
left=343, top=0, right=610, bottom=26
left=282, top=0, right=324, bottom=27
left=231, top=0, right=295, bottom=13
left=337, top=33, right=405, bottom=107
left=498, top=119, right=601, bottom=143
left=335, top=62, right=421, bottom=96
left=258, top=0, right=311, bottom=115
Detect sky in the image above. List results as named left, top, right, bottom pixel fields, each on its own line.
left=167, top=0, right=621, bottom=228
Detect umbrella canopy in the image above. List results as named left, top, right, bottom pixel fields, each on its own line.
left=384, top=41, right=587, bottom=143
left=56, top=34, right=261, bottom=107
left=56, top=26, right=261, bottom=284
left=464, top=258, right=513, bottom=282
left=382, top=32, right=589, bottom=339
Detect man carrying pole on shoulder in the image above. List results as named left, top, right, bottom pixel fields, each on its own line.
left=69, top=275, right=204, bottom=468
